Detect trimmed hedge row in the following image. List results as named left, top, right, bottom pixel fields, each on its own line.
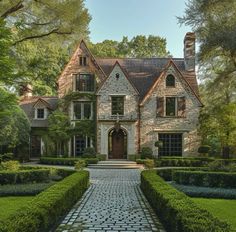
left=0, top=169, right=50, bottom=185
left=173, top=170, right=236, bottom=188
left=40, top=157, right=99, bottom=166
left=141, top=170, right=231, bottom=232
left=155, top=158, right=209, bottom=167
left=0, top=170, right=89, bottom=232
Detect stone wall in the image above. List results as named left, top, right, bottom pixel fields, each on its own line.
left=140, top=65, right=201, bottom=156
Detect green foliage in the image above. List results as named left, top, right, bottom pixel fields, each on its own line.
left=0, top=19, right=14, bottom=85
left=0, top=169, right=50, bottom=185
left=141, top=170, right=231, bottom=232
left=1, top=161, right=20, bottom=171
left=0, top=170, right=89, bottom=232
left=48, top=110, right=71, bottom=156
left=143, top=159, right=155, bottom=169
left=75, top=160, right=86, bottom=170
left=140, top=147, right=153, bottom=159
left=82, top=147, right=96, bottom=158
left=40, top=157, right=99, bottom=166
left=198, top=145, right=211, bottom=155
left=0, top=182, right=55, bottom=197
left=208, top=160, right=236, bottom=172
left=0, top=0, right=91, bottom=94
left=127, top=154, right=140, bottom=161
left=89, top=35, right=170, bottom=58
left=172, top=170, right=236, bottom=188
left=0, top=153, right=13, bottom=162
left=171, top=182, right=236, bottom=199
left=96, top=154, right=107, bottom=161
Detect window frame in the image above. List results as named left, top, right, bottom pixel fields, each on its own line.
left=111, top=96, right=125, bottom=116
left=79, top=56, right=87, bottom=66
left=73, top=101, right=93, bottom=120
left=75, top=73, right=95, bottom=92
left=35, top=108, right=46, bottom=120
left=166, top=74, right=175, bottom=88
left=165, top=97, right=177, bottom=117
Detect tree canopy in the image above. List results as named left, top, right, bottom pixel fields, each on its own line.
left=89, top=35, right=170, bottom=58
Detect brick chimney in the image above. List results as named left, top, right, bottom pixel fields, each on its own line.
left=184, top=32, right=196, bottom=72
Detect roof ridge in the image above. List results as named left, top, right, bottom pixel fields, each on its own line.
left=96, top=57, right=184, bottom=60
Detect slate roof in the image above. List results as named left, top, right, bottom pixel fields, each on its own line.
left=19, top=96, right=58, bottom=128
left=96, top=58, right=198, bottom=101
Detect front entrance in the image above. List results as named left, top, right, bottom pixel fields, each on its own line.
left=108, top=129, right=127, bottom=159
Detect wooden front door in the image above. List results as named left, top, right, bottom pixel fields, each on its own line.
left=109, top=129, right=126, bottom=159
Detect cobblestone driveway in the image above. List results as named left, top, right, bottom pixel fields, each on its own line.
left=56, top=169, right=165, bottom=232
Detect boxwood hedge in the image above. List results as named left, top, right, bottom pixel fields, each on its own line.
left=0, top=170, right=89, bottom=232
left=173, top=170, right=236, bottom=188
left=0, top=169, right=50, bottom=185
left=40, top=157, right=99, bottom=166
left=141, top=170, right=231, bottom=232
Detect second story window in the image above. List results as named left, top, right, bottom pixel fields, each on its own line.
left=111, top=96, right=124, bottom=116
left=79, top=56, right=87, bottom=66
left=75, top=73, right=95, bottom=92
left=36, top=108, right=45, bottom=119
left=73, top=102, right=92, bottom=120
left=166, top=97, right=176, bottom=116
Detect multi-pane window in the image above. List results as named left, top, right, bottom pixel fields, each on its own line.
left=75, top=136, right=91, bottom=156
left=75, top=74, right=94, bottom=92
left=166, top=74, right=175, bottom=87
left=79, top=56, right=87, bottom=66
left=36, top=108, right=45, bottom=119
left=111, top=96, right=124, bottom=115
left=73, top=102, right=92, bottom=120
left=166, top=97, right=176, bottom=116
left=158, top=133, right=182, bottom=156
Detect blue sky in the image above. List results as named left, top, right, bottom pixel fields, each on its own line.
left=84, top=0, right=191, bottom=58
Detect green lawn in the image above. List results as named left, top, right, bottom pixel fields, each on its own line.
left=193, top=198, right=236, bottom=231
left=0, top=196, right=34, bottom=220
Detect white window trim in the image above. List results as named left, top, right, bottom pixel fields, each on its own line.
left=34, top=107, right=47, bottom=120
left=73, top=101, right=93, bottom=120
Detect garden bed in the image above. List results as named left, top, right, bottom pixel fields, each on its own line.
left=141, top=170, right=231, bottom=232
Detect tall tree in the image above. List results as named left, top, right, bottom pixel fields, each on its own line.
left=0, top=0, right=91, bottom=94
left=89, top=35, right=170, bottom=58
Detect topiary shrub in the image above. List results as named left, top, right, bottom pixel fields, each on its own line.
left=143, top=159, right=155, bottom=169
left=1, top=161, right=20, bottom=171
left=75, top=160, right=87, bottom=170
left=82, top=147, right=96, bottom=158
left=141, top=147, right=153, bottom=159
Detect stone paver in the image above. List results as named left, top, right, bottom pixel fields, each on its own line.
left=56, top=169, right=165, bottom=232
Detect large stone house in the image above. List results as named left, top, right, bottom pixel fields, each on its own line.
left=20, top=32, right=202, bottom=159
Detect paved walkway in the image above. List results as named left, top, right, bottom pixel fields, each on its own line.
left=56, top=169, right=165, bottom=232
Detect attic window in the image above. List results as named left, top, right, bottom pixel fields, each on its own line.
left=166, top=74, right=175, bottom=87
left=79, top=56, right=87, bottom=66
left=116, top=73, right=120, bottom=80
left=36, top=108, right=45, bottom=119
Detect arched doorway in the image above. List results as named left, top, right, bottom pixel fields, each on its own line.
left=108, top=128, right=127, bottom=159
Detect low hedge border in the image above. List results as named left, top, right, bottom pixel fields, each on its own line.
left=0, top=170, right=89, bottom=232
left=155, top=158, right=210, bottom=167
left=40, top=157, right=99, bottom=166
left=173, top=170, right=236, bottom=188
left=0, top=169, right=50, bottom=185
left=141, top=170, right=231, bottom=232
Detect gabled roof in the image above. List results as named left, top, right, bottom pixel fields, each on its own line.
left=96, top=57, right=196, bottom=101
left=97, top=61, right=139, bottom=95
left=20, top=96, right=58, bottom=128
left=140, top=60, right=203, bottom=106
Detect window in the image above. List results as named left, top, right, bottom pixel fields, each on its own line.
left=36, top=108, right=45, bottom=119
left=75, top=73, right=94, bottom=92
left=79, top=56, right=87, bottom=66
left=166, top=97, right=176, bottom=116
left=73, top=102, right=92, bottom=120
left=111, top=96, right=124, bottom=115
left=75, top=136, right=91, bottom=156
left=158, top=133, right=182, bottom=156
left=166, top=74, right=175, bottom=87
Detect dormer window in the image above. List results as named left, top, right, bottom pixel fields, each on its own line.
left=79, top=56, right=87, bottom=66
left=166, top=74, right=175, bottom=87
left=36, top=108, right=45, bottom=119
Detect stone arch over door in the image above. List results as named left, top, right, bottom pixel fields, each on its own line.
left=108, top=128, right=127, bottom=159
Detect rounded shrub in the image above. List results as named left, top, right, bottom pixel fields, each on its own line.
left=82, top=147, right=96, bottom=158
left=141, top=147, right=153, bottom=159
left=198, top=145, right=211, bottom=156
